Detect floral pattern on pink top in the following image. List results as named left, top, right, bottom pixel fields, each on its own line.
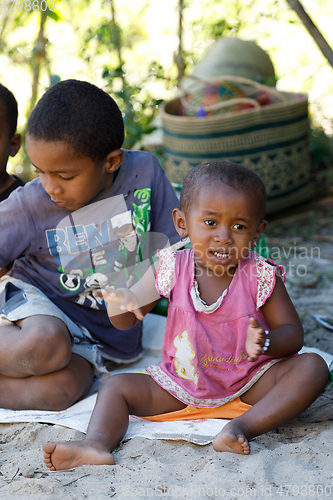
left=254, top=253, right=286, bottom=310
left=155, top=248, right=177, bottom=298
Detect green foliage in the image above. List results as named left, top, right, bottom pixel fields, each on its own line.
left=102, top=64, right=164, bottom=150
left=207, top=19, right=235, bottom=38
left=309, top=128, right=333, bottom=172
left=309, top=127, right=333, bottom=198
left=1, top=0, right=333, bottom=183
left=46, top=7, right=60, bottom=22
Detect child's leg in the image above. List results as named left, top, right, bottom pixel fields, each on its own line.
left=0, top=353, right=94, bottom=410
left=0, top=315, right=72, bottom=377
left=213, top=353, right=328, bottom=454
left=0, top=315, right=95, bottom=410
left=43, top=373, right=187, bottom=470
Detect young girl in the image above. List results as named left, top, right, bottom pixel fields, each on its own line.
left=43, top=161, right=328, bottom=469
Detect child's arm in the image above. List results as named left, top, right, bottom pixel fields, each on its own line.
left=0, top=266, right=9, bottom=278
left=246, top=276, right=303, bottom=361
left=94, top=263, right=161, bottom=330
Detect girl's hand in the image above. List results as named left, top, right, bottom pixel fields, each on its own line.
left=246, top=317, right=267, bottom=362
left=93, top=287, right=144, bottom=321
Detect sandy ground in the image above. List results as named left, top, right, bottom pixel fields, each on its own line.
left=0, top=199, right=333, bottom=500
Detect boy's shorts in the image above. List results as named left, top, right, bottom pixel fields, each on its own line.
left=0, top=276, right=106, bottom=372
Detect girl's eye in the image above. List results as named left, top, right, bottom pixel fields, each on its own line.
left=233, top=224, right=245, bottom=230
left=204, top=220, right=216, bottom=227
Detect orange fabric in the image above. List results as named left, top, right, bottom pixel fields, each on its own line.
left=141, top=397, right=251, bottom=422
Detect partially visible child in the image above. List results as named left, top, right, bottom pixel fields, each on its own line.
left=0, top=83, right=24, bottom=278
left=42, top=161, right=328, bottom=469
left=0, top=83, right=24, bottom=202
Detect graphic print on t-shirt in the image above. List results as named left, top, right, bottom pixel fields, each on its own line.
left=44, top=189, right=166, bottom=310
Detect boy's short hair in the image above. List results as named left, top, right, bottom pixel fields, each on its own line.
left=0, top=83, right=18, bottom=137
left=26, top=79, right=124, bottom=161
left=180, top=161, right=267, bottom=222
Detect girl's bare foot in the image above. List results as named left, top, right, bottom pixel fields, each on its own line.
left=212, top=423, right=250, bottom=455
left=43, top=440, right=115, bottom=470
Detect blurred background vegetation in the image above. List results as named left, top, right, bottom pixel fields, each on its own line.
left=1, top=0, right=333, bottom=189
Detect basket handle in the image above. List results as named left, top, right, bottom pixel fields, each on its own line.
left=180, top=74, right=288, bottom=113
left=181, top=95, right=260, bottom=112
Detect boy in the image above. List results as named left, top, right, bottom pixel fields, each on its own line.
left=0, top=83, right=24, bottom=202
left=0, top=79, right=180, bottom=411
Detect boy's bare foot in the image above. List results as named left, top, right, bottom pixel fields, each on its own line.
left=43, top=440, right=115, bottom=470
left=212, top=423, right=250, bottom=455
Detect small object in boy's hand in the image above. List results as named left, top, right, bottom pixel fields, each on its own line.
left=311, top=314, right=333, bottom=331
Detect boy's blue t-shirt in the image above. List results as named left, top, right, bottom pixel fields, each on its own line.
left=0, top=149, right=180, bottom=361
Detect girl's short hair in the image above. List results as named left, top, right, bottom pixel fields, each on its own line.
left=180, top=161, right=267, bottom=222
left=26, top=79, right=124, bottom=161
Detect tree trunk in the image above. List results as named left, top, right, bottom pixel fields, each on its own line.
left=175, top=0, right=185, bottom=84
left=29, top=9, right=48, bottom=113
left=110, top=0, right=123, bottom=73
left=286, top=0, right=333, bottom=69
left=0, top=9, right=11, bottom=46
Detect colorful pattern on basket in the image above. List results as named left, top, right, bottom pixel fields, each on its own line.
left=180, top=81, right=278, bottom=117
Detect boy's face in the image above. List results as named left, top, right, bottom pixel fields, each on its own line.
left=0, top=112, right=21, bottom=178
left=26, top=136, right=123, bottom=211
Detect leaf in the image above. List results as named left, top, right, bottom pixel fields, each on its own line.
left=47, top=8, right=60, bottom=21
left=49, top=74, right=61, bottom=86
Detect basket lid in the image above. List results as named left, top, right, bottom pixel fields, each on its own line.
left=180, top=38, right=276, bottom=91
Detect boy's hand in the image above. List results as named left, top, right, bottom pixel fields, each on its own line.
left=245, top=317, right=267, bottom=362
left=93, top=287, right=144, bottom=321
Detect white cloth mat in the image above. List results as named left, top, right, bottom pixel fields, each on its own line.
left=0, top=312, right=331, bottom=446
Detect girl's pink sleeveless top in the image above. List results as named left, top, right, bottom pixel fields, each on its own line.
left=147, top=249, right=284, bottom=408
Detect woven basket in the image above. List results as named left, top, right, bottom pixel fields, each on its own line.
left=162, top=76, right=314, bottom=216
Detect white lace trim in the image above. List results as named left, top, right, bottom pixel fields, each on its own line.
left=190, top=281, right=228, bottom=313
left=147, top=360, right=280, bottom=408
left=155, top=248, right=177, bottom=298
